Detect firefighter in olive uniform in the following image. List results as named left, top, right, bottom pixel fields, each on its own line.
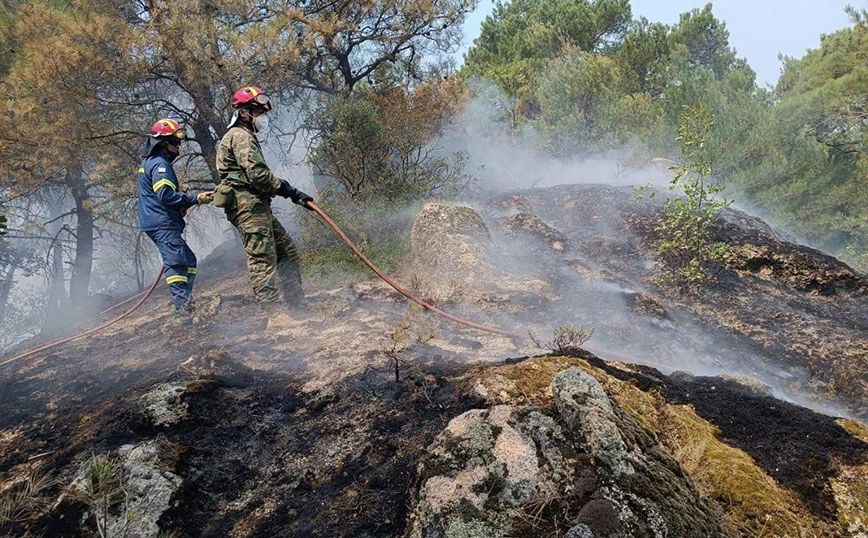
left=213, top=86, right=313, bottom=325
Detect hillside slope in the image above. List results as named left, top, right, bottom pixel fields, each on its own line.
left=0, top=185, right=865, bottom=537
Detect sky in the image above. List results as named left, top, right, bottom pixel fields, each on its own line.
left=457, top=0, right=857, bottom=87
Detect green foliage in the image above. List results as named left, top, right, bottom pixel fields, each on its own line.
left=656, top=103, right=731, bottom=284
left=535, top=45, right=667, bottom=153
left=309, top=80, right=470, bottom=203
left=463, top=0, right=632, bottom=99
left=668, top=3, right=738, bottom=77
left=725, top=8, right=867, bottom=268
left=464, top=0, right=865, bottom=268
left=299, top=197, right=413, bottom=289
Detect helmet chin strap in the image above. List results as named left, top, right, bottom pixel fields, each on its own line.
left=226, top=110, right=241, bottom=129
left=227, top=109, right=259, bottom=131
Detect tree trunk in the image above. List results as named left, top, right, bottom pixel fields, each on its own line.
left=0, top=264, right=15, bottom=319
left=193, top=116, right=222, bottom=186
left=68, top=169, right=94, bottom=307
left=43, top=230, right=66, bottom=334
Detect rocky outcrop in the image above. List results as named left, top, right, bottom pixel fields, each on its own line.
left=3, top=185, right=866, bottom=538
left=488, top=184, right=868, bottom=410
left=471, top=355, right=864, bottom=537
left=70, top=440, right=182, bottom=538
left=553, top=368, right=725, bottom=537
left=404, top=201, right=553, bottom=305
left=406, top=368, right=725, bottom=538
left=140, top=382, right=188, bottom=426
left=405, top=405, right=588, bottom=538
left=499, top=212, right=570, bottom=252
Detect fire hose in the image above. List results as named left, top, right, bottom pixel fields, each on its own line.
left=0, top=269, right=163, bottom=367
left=307, top=202, right=520, bottom=338
left=2, top=202, right=638, bottom=367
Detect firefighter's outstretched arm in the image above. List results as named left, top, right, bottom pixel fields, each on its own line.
left=152, top=164, right=198, bottom=210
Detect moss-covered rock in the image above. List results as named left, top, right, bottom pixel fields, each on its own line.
left=468, top=356, right=861, bottom=537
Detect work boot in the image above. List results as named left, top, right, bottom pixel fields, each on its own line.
left=174, top=300, right=196, bottom=323
left=263, top=302, right=296, bottom=331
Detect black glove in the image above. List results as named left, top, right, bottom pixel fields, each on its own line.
left=277, top=180, right=314, bottom=210
left=276, top=180, right=293, bottom=199
left=291, top=190, right=314, bottom=209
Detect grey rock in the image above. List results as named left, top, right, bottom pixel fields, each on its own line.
left=564, top=523, right=595, bottom=538
left=70, top=440, right=182, bottom=538
left=111, top=440, right=182, bottom=538
left=140, top=382, right=188, bottom=426
left=552, top=368, right=726, bottom=538
left=405, top=405, right=586, bottom=538
left=552, top=367, right=635, bottom=476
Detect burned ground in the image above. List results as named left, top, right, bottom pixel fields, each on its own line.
left=581, top=355, right=868, bottom=518
left=5, top=350, right=483, bottom=538
left=1, top=185, right=866, bottom=537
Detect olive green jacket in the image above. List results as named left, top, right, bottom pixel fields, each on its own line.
left=214, top=125, right=281, bottom=233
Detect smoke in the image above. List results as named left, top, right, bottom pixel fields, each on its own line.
left=434, top=78, right=672, bottom=194
left=3, top=78, right=857, bottom=423
left=412, top=78, right=861, bottom=419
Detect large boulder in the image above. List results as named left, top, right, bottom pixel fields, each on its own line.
left=404, top=201, right=553, bottom=305
left=553, top=367, right=725, bottom=537
left=404, top=405, right=600, bottom=538
left=406, top=368, right=726, bottom=538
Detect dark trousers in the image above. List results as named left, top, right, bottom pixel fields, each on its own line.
left=146, top=229, right=197, bottom=310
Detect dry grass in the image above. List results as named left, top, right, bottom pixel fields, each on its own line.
left=657, top=404, right=834, bottom=537
left=0, top=468, right=56, bottom=525
left=831, top=419, right=868, bottom=536
left=837, top=419, right=868, bottom=443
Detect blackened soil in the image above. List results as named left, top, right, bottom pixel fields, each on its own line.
left=8, top=352, right=481, bottom=538
left=155, top=356, right=481, bottom=537
left=584, top=355, right=868, bottom=517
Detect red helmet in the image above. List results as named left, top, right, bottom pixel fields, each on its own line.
left=231, top=85, right=272, bottom=111
left=150, top=119, right=186, bottom=140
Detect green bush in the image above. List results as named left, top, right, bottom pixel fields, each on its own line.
left=299, top=196, right=416, bottom=289
left=656, top=102, right=731, bottom=284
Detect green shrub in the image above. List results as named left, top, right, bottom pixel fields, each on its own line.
left=656, top=102, right=731, bottom=284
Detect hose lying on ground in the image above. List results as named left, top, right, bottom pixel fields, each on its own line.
left=1, top=203, right=212, bottom=366
left=308, top=202, right=521, bottom=338
left=309, top=202, right=646, bottom=364
left=2, top=202, right=641, bottom=368
left=0, top=268, right=164, bottom=367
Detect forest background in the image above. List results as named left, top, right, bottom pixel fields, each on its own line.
left=0, top=0, right=864, bottom=349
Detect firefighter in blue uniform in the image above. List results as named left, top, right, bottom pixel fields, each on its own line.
left=137, top=119, right=213, bottom=314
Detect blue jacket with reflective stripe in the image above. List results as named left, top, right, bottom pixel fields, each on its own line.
left=137, top=153, right=198, bottom=232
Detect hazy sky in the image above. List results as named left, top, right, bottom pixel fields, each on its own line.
left=458, top=0, right=857, bottom=87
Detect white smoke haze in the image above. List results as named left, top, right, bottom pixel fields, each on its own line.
left=423, top=78, right=860, bottom=419
left=235, top=77, right=859, bottom=420
left=2, top=78, right=859, bottom=422
left=436, top=78, right=673, bottom=194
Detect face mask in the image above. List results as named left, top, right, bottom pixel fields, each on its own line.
left=165, top=142, right=181, bottom=162
left=253, top=114, right=269, bottom=133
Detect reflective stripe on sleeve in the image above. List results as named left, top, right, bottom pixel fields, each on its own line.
left=187, top=267, right=197, bottom=275
left=152, top=179, right=176, bottom=192
left=166, top=275, right=188, bottom=285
